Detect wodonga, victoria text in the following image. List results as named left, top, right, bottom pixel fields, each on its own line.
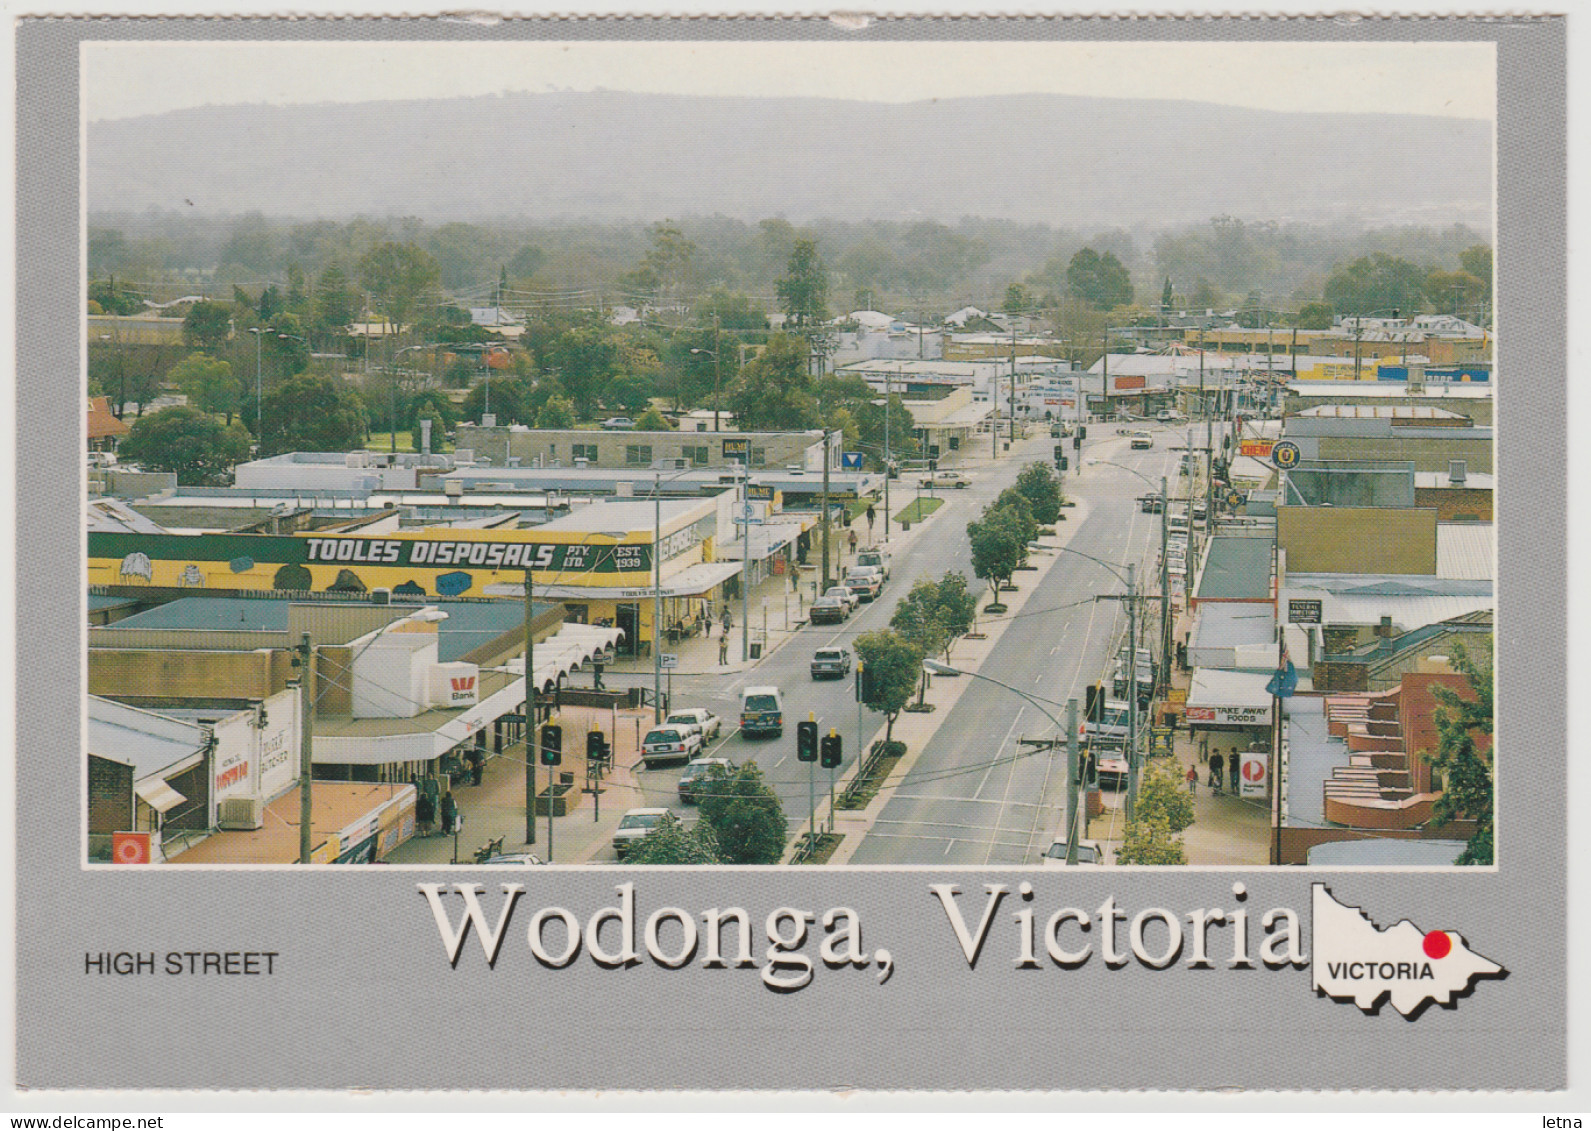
left=417, top=881, right=1306, bottom=993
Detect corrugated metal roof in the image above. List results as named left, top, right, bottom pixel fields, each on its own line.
left=1279, top=584, right=1492, bottom=632
left=1190, top=603, right=1275, bottom=652
left=1437, top=523, right=1494, bottom=581
left=1187, top=668, right=1273, bottom=709
left=1195, top=537, right=1273, bottom=600
left=1305, top=839, right=1468, bottom=865
left=88, top=696, right=208, bottom=780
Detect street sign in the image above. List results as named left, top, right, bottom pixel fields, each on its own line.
left=660, top=654, right=678, bottom=670
left=840, top=452, right=864, bottom=470
left=1271, top=440, right=1302, bottom=469
left=1240, top=752, right=1267, bottom=798
left=1288, top=598, right=1323, bottom=625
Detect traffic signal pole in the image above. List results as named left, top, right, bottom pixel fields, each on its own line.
left=523, top=568, right=537, bottom=846
left=1066, top=699, right=1080, bottom=865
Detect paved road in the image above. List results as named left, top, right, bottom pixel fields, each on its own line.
left=849, top=427, right=1197, bottom=865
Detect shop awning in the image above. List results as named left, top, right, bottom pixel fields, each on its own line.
left=134, top=778, right=187, bottom=814
left=1184, top=669, right=1275, bottom=726
left=481, top=560, right=742, bottom=602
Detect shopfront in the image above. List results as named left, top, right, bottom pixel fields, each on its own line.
left=1184, top=669, right=1275, bottom=792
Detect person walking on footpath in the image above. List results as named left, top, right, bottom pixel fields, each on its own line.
left=722, top=607, right=733, bottom=635
left=1229, top=749, right=1242, bottom=795
left=848, top=527, right=858, bottom=556
left=416, top=785, right=435, bottom=836
left=1185, top=764, right=1199, bottom=796
left=468, top=747, right=485, bottom=787
left=1208, top=750, right=1224, bottom=794
left=439, top=787, right=458, bottom=837
left=719, top=633, right=729, bottom=667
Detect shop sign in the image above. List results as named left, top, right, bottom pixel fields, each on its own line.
left=111, top=831, right=152, bottom=864
left=1239, top=439, right=1275, bottom=459
left=1185, top=704, right=1271, bottom=725
left=1288, top=598, right=1323, bottom=624
left=257, top=719, right=296, bottom=801
left=1240, top=752, right=1268, bottom=797
left=723, top=438, right=750, bottom=461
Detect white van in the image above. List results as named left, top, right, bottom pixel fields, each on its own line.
left=739, top=686, right=785, bottom=738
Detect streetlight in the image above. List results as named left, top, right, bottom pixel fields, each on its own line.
left=246, top=327, right=266, bottom=442
left=691, top=339, right=749, bottom=432
left=1089, top=457, right=1174, bottom=709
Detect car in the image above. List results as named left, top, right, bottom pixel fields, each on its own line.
left=845, top=569, right=882, bottom=603
left=1096, top=750, right=1130, bottom=790
left=824, top=585, right=860, bottom=613
left=810, top=646, right=853, bottom=680
left=677, top=758, right=735, bottom=805
left=640, top=726, right=703, bottom=770
left=600, top=416, right=635, bottom=430
left=613, top=807, right=674, bottom=858
left=476, top=852, right=546, bottom=865
left=854, top=547, right=892, bottom=580
left=919, top=469, right=972, bottom=489
left=1156, top=409, right=1185, bottom=423
left=1127, top=431, right=1154, bottom=450
left=739, top=686, right=784, bottom=738
left=808, top=595, right=850, bottom=625
left=1050, top=423, right=1073, bottom=438
left=664, top=708, right=722, bottom=742
left=1040, top=839, right=1107, bottom=866
left=1138, top=494, right=1164, bottom=513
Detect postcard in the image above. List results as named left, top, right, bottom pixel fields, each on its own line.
left=11, top=14, right=1567, bottom=1095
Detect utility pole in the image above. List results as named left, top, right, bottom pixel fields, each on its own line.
left=1065, top=699, right=1080, bottom=865
left=1125, top=563, right=1139, bottom=823
left=741, top=466, right=750, bottom=666
left=522, top=569, right=537, bottom=846
left=653, top=473, right=664, bottom=722
left=1009, top=324, right=1018, bottom=447
left=1160, top=475, right=1171, bottom=700
left=297, top=632, right=315, bottom=864
left=713, top=312, right=722, bottom=432
left=883, top=371, right=892, bottom=544
left=820, top=433, right=832, bottom=593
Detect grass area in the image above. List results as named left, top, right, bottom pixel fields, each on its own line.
left=843, top=498, right=872, bottom=522
left=892, top=497, right=945, bottom=525
left=793, top=832, right=844, bottom=866
left=364, top=431, right=446, bottom=453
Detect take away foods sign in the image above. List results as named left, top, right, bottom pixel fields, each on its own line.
left=1185, top=704, right=1270, bottom=725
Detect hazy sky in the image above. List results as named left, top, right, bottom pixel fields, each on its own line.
left=84, top=40, right=1494, bottom=122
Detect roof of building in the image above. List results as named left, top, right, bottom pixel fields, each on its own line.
left=1279, top=580, right=1492, bottom=632
left=87, top=696, right=208, bottom=782
left=1190, top=603, right=1276, bottom=653
left=1414, top=470, right=1495, bottom=490
left=1195, top=536, right=1274, bottom=601
left=1286, top=381, right=1493, bottom=400
left=1305, top=838, right=1469, bottom=866
left=87, top=396, right=131, bottom=441
left=1296, top=404, right=1471, bottom=421
left=1436, top=523, right=1494, bottom=581
left=87, top=497, right=170, bottom=534
left=1186, top=668, right=1274, bottom=710
left=534, top=496, right=709, bottom=533
left=169, top=781, right=413, bottom=864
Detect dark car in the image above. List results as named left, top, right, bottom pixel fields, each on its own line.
left=809, top=595, right=849, bottom=625
left=810, top=646, right=853, bottom=680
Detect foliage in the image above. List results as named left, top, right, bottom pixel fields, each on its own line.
left=1002, top=283, right=1030, bottom=313
left=410, top=389, right=458, bottom=430
left=695, top=762, right=789, bottom=865
left=727, top=332, right=820, bottom=431
left=606, top=373, right=655, bottom=414
left=619, top=220, right=696, bottom=313
left=635, top=406, right=672, bottom=431
left=182, top=300, right=234, bottom=352
left=548, top=323, right=620, bottom=419
left=854, top=629, right=925, bottom=749
left=88, top=279, right=144, bottom=316
left=168, top=352, right=243, bottom=423
left=967, top=509, right=1024, bottom=600
left=891, top=572, right=977, bottom=660
left=1065, top=247, right=1134, bottom=310
left=1293, top=301, right=1335, bottom=330
left=991, top=489, right=1039, bottom=548
left=1423, top=640, right=1494, bottom=865
left=536, top=395, right=577, bottom=430
left=356, top=242, right=440, bottom=336
left=258, top=374, right=367, bottom=457
left=775, top=237, right=829, bottom=328
left=1134, top=758, right=1196, bottom=834
left=1012, top=462, right=1064, bottom=525
left=694, top=288, right=770, bottom=331
left=815, top=374, right=918, bottom=468
left=1458, top=245, right=1493, bottom=306
left=119, top=405, right=252, bottom=486
left=1114, top=815, right=1187, bottom=865
left=460, top=378, right=526, bottom=425
left=1160, top=277, right=1173, bottom=315
left=624, top=812, right=724, bottom=865
left=1323, top=252, right=1428, bottom=319
left=315, top=264, right=360, bottom=337
left=1422, top=268, right=1486, bottom=317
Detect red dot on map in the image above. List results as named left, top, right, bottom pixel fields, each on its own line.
left=1423, top=930, right=1452, bottom=959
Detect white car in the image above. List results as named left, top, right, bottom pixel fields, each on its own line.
left=919, top=469, right=972, bottom=489
left=664, top=708, right=723, bottom=743
left=824, top=585, right=860, bottom=613
left=854, top=547, right=892, bottom=580
left=613, top=808, right=675, bottom=858
left=1040, top=839, right=1107, bottom=866
left=641, top=726, right=704, bottom=770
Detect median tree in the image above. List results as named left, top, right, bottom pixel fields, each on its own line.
left=1012, top=462, right=1064, bottom=525
left=854, top=629, right=924, bottom=751
left=967, top=509, right=1024, bottom=609
left=624, top=812, right=725, bottom=865
left=696, top=762, right=789, bottom=865
left=1423, top=640, right=1494, bottom=865
left=118, top=405, right=252, bottom=486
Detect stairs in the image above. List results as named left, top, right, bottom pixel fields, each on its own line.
left=1320, top=697, right=1436, bottom=830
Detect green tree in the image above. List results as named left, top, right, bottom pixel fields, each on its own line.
left=315, top=264, right=358, bottom=336
left=967, top=510, right=1024, bottom=606
left=776, top=237, right=829, bottom=329
left=1012, top=462, right=1064, bottom=525
left=1423, top=268, right=1486, bottom=317
left=1160, top=276, right=1174, bottom=316
left=1423, top=641, right=1494, bottom=865
left=536, top=394, right=576, bottom=430
left=1115, top=815, right=1187, bottom=865
left=1002, top=282, right=1030, bottom=314
left=118, top=405, right=251, bottom=486
left=507, top=244, right=547, bottom=280
left=694, top=289, right=770, bottom=331
left=991, top=490, right=1039, bottom=548
left=258, top=374, right=367, bottom=457
left=357, top=242, right=441, bottom=339
left=623, top=812, right=725, bottom=865
left=619, top=220, right=696, bottom=315
left=854, top=629, right=924, bottom=750
left=727, top=333, right=819, bottom=431
left=606, top=374, right=655, bottom=414
left=1066, top=248, right=1134, bottom=310
left=460, top=378, right=526, bottom=425
left=1458, top=244, right=1493, bottom=307
left=635, top=406, right=672, bottom=431
left=88, top=279, right=144, bottom=316
left=890, top=572, right=975, bottom=706
left=168, top=352, right=243, bottom=424
left=1323, top=253, right=1427, bottom=319
left=182, top=300, right=234, bottom=352
left=695, top=762, right=789, bottom=865
left=1293, top=301, right=1335, bottom=330
left=549, top=324, right=620, bottom=420
left=1134, top=758, right=1195, bottom=834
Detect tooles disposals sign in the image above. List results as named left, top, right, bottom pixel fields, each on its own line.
left=302, top=537, right=651, bottom=572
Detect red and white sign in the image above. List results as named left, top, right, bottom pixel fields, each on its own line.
left=1240, top=752, right=1268, bottom=798
left=1185, top=704, right=1270, bottom=726
left=111, top=831, right=152, bottom=864
left=1240, top=439, right=1275, bottom=459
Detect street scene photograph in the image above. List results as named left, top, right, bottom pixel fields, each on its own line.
left=82, top=37, right=1496, bottom=870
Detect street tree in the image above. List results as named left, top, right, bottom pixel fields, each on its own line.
left=606, top=374, right=655, bottom=414
left=1012, top=462, right=1064, bottom=525
left=1115, top=815, right=1187, bottom=865
left=357, top=242, right=441, bottom=340
left=1134, top=758, right=1196, bottom=834
left=967, top=510, right=1024, bottom=607
left=258, top=374, right=367, bottom=457
left=168, top=353, right=243, bottom=424
left=776, top=237, right=829, bottom=329
left=623, top=812, right=724, bottom=865
left=536, top=394, right=576, bottom=430
left=118, top=405, right=252, bottom=486
left=727, top=333, right=819, bottom=432
left=854, top=629, right=924, bottom=751
left=991, top=490, right=1039, bottom=548
left=696, top=762, right=789, bottom=865
left=182, top=300, right=234, bottom=353
left=460, top=378, right=526, bottom=425
left=1423, top=640, right=1494, bottom=865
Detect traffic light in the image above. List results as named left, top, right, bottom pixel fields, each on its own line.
left=857, top=662, right=870, bottom=703
left=539, top=723, right=562, bottom=766
left=1054, top=444, right=1066, bottom=462
left=796, top=720, right=819, bottom=763
left=820, top=731, right=843, bottom=769
left=1058, top=456, right=1069, bottom=472
left=1073, top=432, right=1083, bottom=449
left=586, top=729, right=608, bottom=765
left=1084, top=683, right=1099, bottom=722
left=1085, top=750, right=1099, bottom=789
left=929, top=459, right=939, bottom=472
left=1077, top=425, right=1088, bottom=440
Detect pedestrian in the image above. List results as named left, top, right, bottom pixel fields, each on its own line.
left=416, top=787, right=435, bottom=836
left=469, top=748, right=484, bottom=787
left=848, top=528, right=858, bottom=555
left=866, top=505, right=876, bottom=534
left=1185, top=764, right=1198, bottom=796
left=723, top=607, right=733, bottom=633
left=439, top=788, right=458, bottom=837
left=1229, top=749, right=1242, bottom=794
left=718, top=634, right=729, bottom=666
left=1208, top=751, right=1224, bottom=794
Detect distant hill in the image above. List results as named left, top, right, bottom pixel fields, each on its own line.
left=88, top=90, right=1490, bottom=225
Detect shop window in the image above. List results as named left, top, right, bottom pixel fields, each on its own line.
left=573, top=443, right=598, bottom=462
left=625, top=444, right=653, bottom=466
left=948, top=436, right=960, bottom=451
left=684, top=445, right=709, bottom=466
left=751, top=447, right=766, bottom=466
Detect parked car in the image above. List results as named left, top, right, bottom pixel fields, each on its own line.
left=1050, top=422, right=1073, bottom=438
left=824, top=585, right=860, bottom=613
left=1040, top=839, right=1107, bottom=866
left=477, top=852, right=546, bottom=865
left=664, top=708, right=722, bottom=743
left=845, top=568, right=882, bottom=603
left=600, top=416, right=635, bottom=430
left=919, top=469, right=972, bottom=489
left=641, top=726, right=703, bottom=770
left=1127, top=430, right=1154, bottom=450
left=1096, top=748, right=1131, bottom=790
left=739, top=686, right=785, bottom=738
left=613, top=807, right=674, bottom=858
left=1138, top=494, right=1164, bottom=513
left=855, top=547, right=892, bottom=580
left=1156, top=409, right=1185, bottom=423
left=810, top=646, right=854, bottom=680
left=677, top=758, right=735, bottom=805
left=809, top=595, right=850, bottom=625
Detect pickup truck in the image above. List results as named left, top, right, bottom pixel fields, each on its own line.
left=854, top=547, right=891, bottom=580
left=640, top=726, right=704, bottom=770
left=664, top=708, right=722, bottom=742
left=845, top=568, right=882, bottom=603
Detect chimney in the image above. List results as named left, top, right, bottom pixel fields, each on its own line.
left=1448, top=460, right=1467, bottom=485
left=1376, top=615, right=1394, bottom=639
